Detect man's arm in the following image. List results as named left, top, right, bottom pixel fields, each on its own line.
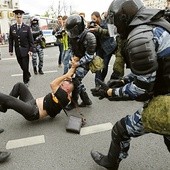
left=8, top=26, right=13, bottom=55
left=50, top=67, right=75, bottom=93
left=92, top=72, right=156, bottom=101
left=27, top=25, right=34, bottom=54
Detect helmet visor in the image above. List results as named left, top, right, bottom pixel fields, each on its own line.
left=67, top=25, right=79, bottom=38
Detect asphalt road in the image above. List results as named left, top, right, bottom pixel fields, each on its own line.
left=0, top=45, right=169, bottom=170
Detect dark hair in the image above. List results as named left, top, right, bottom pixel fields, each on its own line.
left=62, top=15, right=68, bottom=20
left=91, top=11, right=100, bottom=18
left=58, top=15, right=62, bottom=19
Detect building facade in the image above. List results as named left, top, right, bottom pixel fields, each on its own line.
left=0, top=0, right=19, bottom=34
left=143, top=0, right=167, bottom=9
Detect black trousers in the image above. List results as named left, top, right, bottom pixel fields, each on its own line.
left=16, top=52, right=30, bottom=83
left=0, top=82, right=39, bottom=121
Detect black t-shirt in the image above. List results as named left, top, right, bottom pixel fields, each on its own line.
left=43, top=87, right=70, bottom=118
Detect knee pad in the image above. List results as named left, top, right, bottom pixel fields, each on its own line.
left=111, top=118, right=129, bottom=143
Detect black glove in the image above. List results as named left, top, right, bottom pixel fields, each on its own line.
left=110, top=71, right=122, bottom=80
left=107, top=79, right=125, bottom=88
left=91, top=79, right=109, bottom=100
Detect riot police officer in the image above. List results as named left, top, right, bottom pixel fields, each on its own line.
left=90, top=0, right=170, bottom=169
left=65, top=14, right=97, bottom=110
left=30, top=17, right=44, bottom=75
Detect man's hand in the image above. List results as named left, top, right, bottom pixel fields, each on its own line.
left=71, top=57, right=79, bottom=68
left=65, top=67, right=75, bottom=79
left=91, top=79, right=109, bottom=100
left=28, top=51, right=33, bottom=56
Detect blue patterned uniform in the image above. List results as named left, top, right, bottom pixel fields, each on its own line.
left=116, top=26, right=170, bottom=160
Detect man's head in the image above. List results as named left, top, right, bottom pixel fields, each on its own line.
left=60, top=80, right=74, bottom=94
left=62, top=15, right=68, bottom=28
left=57, top=15, right=63, bottom=26
left=107, top=0, right=144, bottom=38
left=31, top=17, right=39, bottom=26
left=13, top=9, right=25, bottom=24
left=91, top=11, right=101, bottom=25
left=65, top=14, right=85, bottom=38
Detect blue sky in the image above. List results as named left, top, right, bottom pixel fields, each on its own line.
left=20, top=0, right=113, bottom=20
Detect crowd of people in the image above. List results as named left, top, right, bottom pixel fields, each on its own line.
left=0, top=33, right=8, bottom=45
left=0, top=0, right=170, bottom=168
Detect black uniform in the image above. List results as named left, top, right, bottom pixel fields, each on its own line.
left=65, top=14, right=97, bottom=110
left=9, top=23, right=34, bottom=84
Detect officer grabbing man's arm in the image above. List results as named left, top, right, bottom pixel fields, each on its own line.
left=91, top=71, right=154, bottom=102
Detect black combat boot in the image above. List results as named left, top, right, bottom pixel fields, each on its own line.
left=39, top=68, right=44, bottom=75
left=33, top=67, right=38, bottom=75
left=79, top=91, right=92, bottom=107
left=65, top=88, right=79, bottom=111
left=91, top=142, right=120, bottom=170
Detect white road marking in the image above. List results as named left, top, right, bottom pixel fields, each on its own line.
left=1, top=58, right=16, bottom=61
left=1, top=55, right=48, bottom=61
left=6, top=135, right=45, bottom=149
left=80, top=122, right=113, bottom=136
left=11, top=70, right=58, bottom=77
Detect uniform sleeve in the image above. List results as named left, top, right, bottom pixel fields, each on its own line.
left=8, top=26, right=13, bottom=53
left=114, top=72, right=156, bottom=100
left=27, top=26, right=34, bottom=52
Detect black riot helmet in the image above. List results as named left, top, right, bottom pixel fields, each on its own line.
left=107, top=0, right=144, bottom=38
left=65, top=14, right=85, bottom=38
left=31, top=17, right=39, bottom=26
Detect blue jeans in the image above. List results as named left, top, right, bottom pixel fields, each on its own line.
left=63, top=49, right=72, bottom=74
left=58, top=43, right=63, bottom=65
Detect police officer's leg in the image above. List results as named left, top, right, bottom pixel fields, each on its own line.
left=22, top=56, right=30, bottom=84
left=163, top=136, right=170, bottom=152
left=101, top=53, right=112, bottom=81
left=79, top=84, right=92, bottom=107
left=91, top=108, right=146, bottom=169
left=75, top=67, right=92, bottom=107
left=94, top=70, right=102, bottom=87
left=37, top=47, right=44, bottom=74
left=111, top=54, right=125, bottom=80
left=32, top=51, right=38, bottom=74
